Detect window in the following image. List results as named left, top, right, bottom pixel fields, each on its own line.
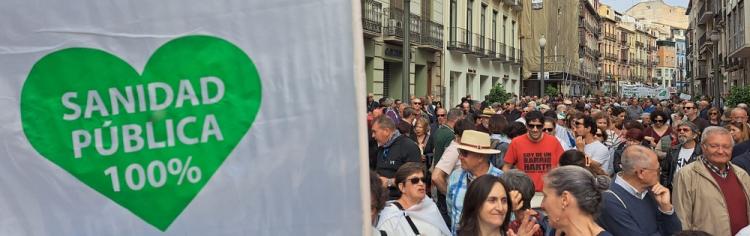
left=450, top=0, right=457, bottom=42
left=492, top=10, right=498, bottom=42
left=503, top=15, right=507, bottom=45
left=481, top=4, right=487, bottom=43
left=511, top=20, right=516, bottom=48
left=467, top=0, right=473, bottom=35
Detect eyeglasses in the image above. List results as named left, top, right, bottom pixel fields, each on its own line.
left=437, top=114, right=446, bottom=117
left=683, top=106, right=695, bottom=110
left=406, top=176, right=428, bottom=185
left=527, top=124, right=544, bottom=130
left=710, top=112, right=718, bottom=115
left=542, top=128, right=554, bottom=132
left=413, top=102, right=422, bottom=105
left=677, top=128, right=692, bottom=133
left=653, top=119, right=665, bottom=123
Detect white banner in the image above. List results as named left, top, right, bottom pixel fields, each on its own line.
left=0, top=0, right=366, bottom=235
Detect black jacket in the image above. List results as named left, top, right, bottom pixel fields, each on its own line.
left=375, top=135, right=422, bottom=178
left=660, top=142, right=702, bottom=190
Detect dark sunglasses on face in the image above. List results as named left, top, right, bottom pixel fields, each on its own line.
left=437, top=114, right=446, bottom=117
left=654, top=119, right=665, bottom=123
left=527, top=124, right=544, bottom=130
left=710, top=112, right=718, bottom=115
left=677, top=128, right=692, bottom=133
left=684, top=106, right=695, bottom=110
left=406, top=176, right=428, bottom=185
left=414, top=102, right=422, bottom=105
left=542, top=128, right=554, bottom=132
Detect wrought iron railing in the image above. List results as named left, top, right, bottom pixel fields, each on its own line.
left=362, top=0, right=383, bottom=36
left=447, top=27, right=471, bottom=52
left=420, top=20, right=443, bottom=49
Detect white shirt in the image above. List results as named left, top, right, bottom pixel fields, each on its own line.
left=377, top=197, right=451, bottom=236
left=435, top=141, right=461, bottom=175
left=585, top=140, right=612, bottom=174
left=675, top=147, right=695, bottom=175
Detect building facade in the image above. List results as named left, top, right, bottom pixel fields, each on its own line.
left=580, top=0, right=603, bottom=95
left=727, top=0, right=750, bottom=89
left=656, top=40, right=677, bottom=87
left=362, top=0, right=445, bottom=101
left=687, top=0, right=725, bottom=98
left=443, top=0, right=522, bottom=106
left=598, top=4, right=620, bottom=95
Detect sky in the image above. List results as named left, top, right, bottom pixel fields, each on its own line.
left=600, top=0, right=689, bottom=12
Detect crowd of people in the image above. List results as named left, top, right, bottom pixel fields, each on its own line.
left=367, top=93, right=750, bottom=236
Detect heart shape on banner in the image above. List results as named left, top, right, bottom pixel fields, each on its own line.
left=20, top=35, right=262, bottom=231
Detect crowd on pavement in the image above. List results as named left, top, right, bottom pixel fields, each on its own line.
left=367, top=93, right=750, bottom=236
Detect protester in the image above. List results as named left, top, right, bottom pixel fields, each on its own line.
left=541, top=166, right=613, bottom=236
left=488, top=114, right=511, bottom=168
left=660, top=121, right=702, bottom=190
left=573, top=116, right=612, bottom=175
left=683, top=101, right=709, bottom=132
left=397, top=107, right=418, bottom=141
left=367, top=94, right=379, bottom=112
left=476, top=108, right=495, bottom=133
left=674, top=126, right=750, bottom=235
left=370, top=171, right=388, bottom=235
left=377, top=163, right=451, bottom=236
left=611, top=128, right=646, bottom=175
left=592, top=112, right=619, bottom=148
left=730, top=107, right=750, bottom=158
left=626, top=99, right=643, bottom=121
left=433, top=108, right=463, bottom=168
left=446, top=130, right=504, bottom=234
left=543, top=117, right=574, bottom=151
left=372, top=116, right=422, bottom=199
left=433, top=118, right=474, bottom=225
left=707, top=107, right=723, bottom=126
left=598, top=145, right=681, bottom=235
left=503, top=111, right=564, bottom=192
left=501, top=170, right=549, bottom=236
left=414, top=118, right=431, bottom=163
left=457, top=175, right=540, bottom=236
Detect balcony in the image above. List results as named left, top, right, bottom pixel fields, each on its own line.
left=493, top=42, right=507, bottom=62
left=635, top=41, right=644, bottom=48
left=513, top=49, right=523, bottom=65
left=419, top=20, right=443, bottom=50
left=447, top=27, right=471, bottom=53
left=508, top=46, right=516, bottom=62
left=698, top=3, right=714, bottom=25
left=504, top=0, right=523, bottom=11
left=486, top=38, right=497, bottom=59
left=362, top=0, right=383, bottom=37
left=384, top=7, right=420, bottom=44
left=696, top=66, right=708, bottom=79
left=604, top=33, right=616, bottom=41
left=472, top=34, right=486, bottom=57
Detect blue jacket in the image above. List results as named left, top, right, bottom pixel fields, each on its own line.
left=597, top=182, right=682, bottom=236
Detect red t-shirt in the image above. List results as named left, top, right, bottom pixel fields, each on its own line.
left=503, top=133, right=564, bottom=192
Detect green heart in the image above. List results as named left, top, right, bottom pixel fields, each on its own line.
left=20, top=35, right=262, bottom=231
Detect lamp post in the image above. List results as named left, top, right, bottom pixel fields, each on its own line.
left=710, top=30, right=721, bottom=108
left=597, top=66, right=602, bottom=95
left=539, top=35, right=546, bottom=98
left=579, top=57, right=584, bottom=96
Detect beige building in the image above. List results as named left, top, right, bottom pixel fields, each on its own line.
left=443, top=0, right=522, bottom=105
left=687, top=0, right=726, bottom=98
left=599, top=4, right=620, bottom=95
left=726, top=0, right=750, bottom=89
left=625, top=0, right=689, bottom=29
left=362, top=0, right=445, bottom=101
left=520, top=0, right=599, bottom=96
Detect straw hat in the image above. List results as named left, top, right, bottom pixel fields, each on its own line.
left=457, top=130, right=501, bottom=155
left=480, top=107, right=495, bottom=117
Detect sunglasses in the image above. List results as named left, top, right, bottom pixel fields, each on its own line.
left=437, top=114, right=446, bottom=117
left=710, top=112, right=718, bottom=115
left=654, top=119, right=665, bottom=123
left=413, top=102, right=422, bottom=105
left=542, top=128, right=554, bottom=132
left=527, top=124, right=544, bottom=130
left=683, top=106, right=695, bottom=110
left=406, top=176, right=428, bottom=185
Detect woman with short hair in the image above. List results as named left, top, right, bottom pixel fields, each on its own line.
left=377, top=162, right=450, bottom=236
left=541, top=166, right=613, bottom=236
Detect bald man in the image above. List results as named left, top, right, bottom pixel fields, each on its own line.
left=598, top=145, right=681, bottom=235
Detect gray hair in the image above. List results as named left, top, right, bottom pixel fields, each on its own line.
left=447, top=108, right=464, bottom=122
left=544, top=166, right=611, bottom=217
left=373, top=116, right=396, bottom=131
left=621, top=145, right=656, bottom=175
left=701, top=126, right=734, bottom=146
left=381, top=98, right=394, bottom=107
left=678, top=121, right=699, bottom=133
left=500, top=170, right=535, bottom=210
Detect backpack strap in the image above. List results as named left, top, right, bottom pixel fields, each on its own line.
left=391, top=202, right=421, bottom=236
left=604, top=190, right=627, bottom=209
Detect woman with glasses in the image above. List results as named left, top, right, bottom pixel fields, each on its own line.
left=458, top=175, right=540, bottom=236
left=707, top=107, right=723, bottom=126
left=377, top=162, right=451, bottom=236
left=643, top=111, right=673, bottom=153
